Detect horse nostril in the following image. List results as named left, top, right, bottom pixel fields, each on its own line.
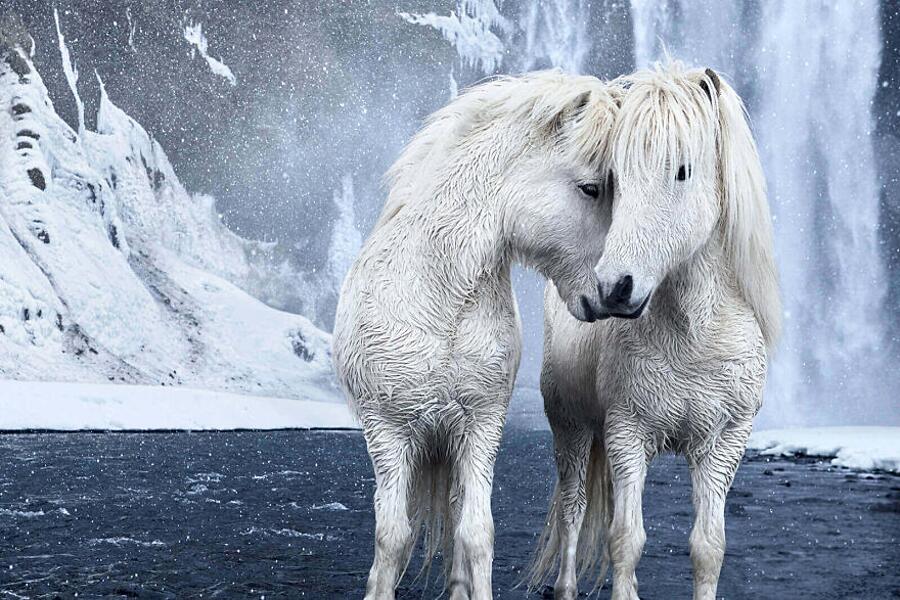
left=608, top=274, right=633, bottom=305
left=579, top=295, right=594, bottom=320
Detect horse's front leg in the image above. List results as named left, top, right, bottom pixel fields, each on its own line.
left=606, top=414, right=649, bottom=600
left=364, top=432, right=415, bottom=600
left=448, top=410, right=505, bottom=600
left=687, top=424, right=751, bottom=600
left=548, top=419, right=593, bottom=600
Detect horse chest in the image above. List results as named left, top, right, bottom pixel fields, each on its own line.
left=599, top=323, right=765, bottom=436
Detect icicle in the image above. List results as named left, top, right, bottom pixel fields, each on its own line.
left=52, top=8, right=85, bottom=139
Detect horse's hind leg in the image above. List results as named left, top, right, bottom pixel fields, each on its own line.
left=365, top=434, right=415, bottom=600
left=687, top=424, right=751, bottom=600
left=447, top=411, right=504, bottom=600
left=549, top=419, right=593, bottom=599
left=606, top=413, right=649, bottom=600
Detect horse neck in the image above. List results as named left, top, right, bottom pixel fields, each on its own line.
left=399, top=132, right=520, bottom=306
left=650, top=229, right=736, bottom=335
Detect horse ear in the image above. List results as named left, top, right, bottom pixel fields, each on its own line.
left=570, top=90, right=592, bottom=115
left=700, top=68, right=722, bottom=102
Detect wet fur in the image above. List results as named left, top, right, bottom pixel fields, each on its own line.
left=333, top=71, right=622, bottom=599
left=532, top=62, right=780, bottom=600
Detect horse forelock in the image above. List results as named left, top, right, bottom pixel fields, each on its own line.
left=374, top=71, right=621, bottom=232
left=611, top=62, right=718, bottom=178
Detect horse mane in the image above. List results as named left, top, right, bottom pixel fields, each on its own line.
left=614, top=62, right=782, bottom=348
left=373, top=70, right=622, bottom=232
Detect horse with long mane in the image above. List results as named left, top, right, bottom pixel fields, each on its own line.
left=531, top=62, right=781, bottom=600
left=332, top=71, right=621, bottom=599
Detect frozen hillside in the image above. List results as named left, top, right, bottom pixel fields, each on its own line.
left=0, top=43, right=338, bottom=404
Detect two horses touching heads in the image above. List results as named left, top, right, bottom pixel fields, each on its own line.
left=333, top=61, right=780, bottom=600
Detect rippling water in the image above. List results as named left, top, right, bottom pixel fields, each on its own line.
left=0, top=430, right=895, bottom=598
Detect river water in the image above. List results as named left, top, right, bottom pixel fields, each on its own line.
left=0, top=430, right=896, bottom=598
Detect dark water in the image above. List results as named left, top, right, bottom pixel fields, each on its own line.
left=0, top=430, right=896, bottom=599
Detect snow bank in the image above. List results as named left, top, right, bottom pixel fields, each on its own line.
left=748, top=427, right=900, bottom=473
left=0, top=380, right=356, bottom=430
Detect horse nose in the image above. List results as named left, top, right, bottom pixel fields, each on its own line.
left=602, top=274, right=633, bottom=308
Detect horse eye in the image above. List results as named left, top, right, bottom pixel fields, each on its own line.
left=675, top=165, right=692, bottom=181
left=578, top=183, right=600, bottom=198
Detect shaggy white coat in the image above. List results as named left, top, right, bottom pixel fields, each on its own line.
left=332, top=71, right=621, bottom=600
left=532, top=63, right=781, bottom=600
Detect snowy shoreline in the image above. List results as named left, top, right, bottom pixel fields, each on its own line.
left=0, top=380, right=357, bottom=431
left=1, top=380, right=896, bottom=475
left=748, top=427, right=900, bottom=474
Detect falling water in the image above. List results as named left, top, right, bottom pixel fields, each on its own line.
left=518, top=0, right=590, bottom=74
left=630, top=0, right=891, bottom=426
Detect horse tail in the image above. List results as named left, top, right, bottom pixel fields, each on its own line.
left=407, top=457, right=454, bottom=587
left=578, top=434, right=613, bottom=590
left=526, top=433, right=613, bottom=592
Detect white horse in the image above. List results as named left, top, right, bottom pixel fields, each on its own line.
left=531, top=63, right=781, bottom=600
left=332, top=71, right=621, bottom=599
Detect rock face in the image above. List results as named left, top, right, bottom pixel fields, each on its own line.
left=0, top=45, right=337, bottom=402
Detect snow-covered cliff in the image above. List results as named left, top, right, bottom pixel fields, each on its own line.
left=0, top=43, right=337, bottom=403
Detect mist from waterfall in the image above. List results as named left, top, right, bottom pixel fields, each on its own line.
left=630, top=0, right=893, bottom=426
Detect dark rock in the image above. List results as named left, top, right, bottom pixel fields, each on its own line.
left=11, top=102, right=29, bottom=116
left=36, top=229, right=49, bottom=244
left=4, top=49, right=30, bottom=77
left=108, top=224, right=119, bottom=249
left=290, top=331, right=314, bottom=362
left=17, top=129, right=39, bottom=140
left=27, top=168, right=45, bottom=190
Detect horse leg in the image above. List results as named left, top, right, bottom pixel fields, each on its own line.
left=365, top=435, right=415, bottom=600
left=549, top=419, right=593, bottom=600
left=606, top=417, right=648, bottom=600
left=447, top=414, right=504, bottom=600
left=687, top=425, right=751, bottom=600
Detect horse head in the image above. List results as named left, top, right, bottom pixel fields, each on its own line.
left=594, top=62, right=780, bottom=345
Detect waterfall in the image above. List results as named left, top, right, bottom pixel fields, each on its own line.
left=630, top=0, right=890, bottom=425
left=518, top=0, right=590, bottom=74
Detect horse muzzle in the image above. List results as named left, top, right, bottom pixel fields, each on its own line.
left=598, top=274, right=652, bottom=319
left=570, top=293, right=609, bottom=323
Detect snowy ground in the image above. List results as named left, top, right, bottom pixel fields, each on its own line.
left=0, top=380, right=356, bottom=430
left=748, top=427, right=900, bottom=473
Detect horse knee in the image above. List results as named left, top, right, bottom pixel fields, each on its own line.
left=459, top=519, right=493, bottom=561
left=689, top=524, right=725, bottom=576
left=374, top=517, right=412, bottom=558
left=609, top=520, right=645, bottom=568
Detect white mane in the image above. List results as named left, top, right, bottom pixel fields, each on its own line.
left=374, top=70, right=622, bottom=232
left=613, top=62, right=782, bottom=348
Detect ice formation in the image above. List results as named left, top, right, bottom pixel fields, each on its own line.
left=183, top=21, right=237, bottom=86
left=399, top=0, right=512, bottom=73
